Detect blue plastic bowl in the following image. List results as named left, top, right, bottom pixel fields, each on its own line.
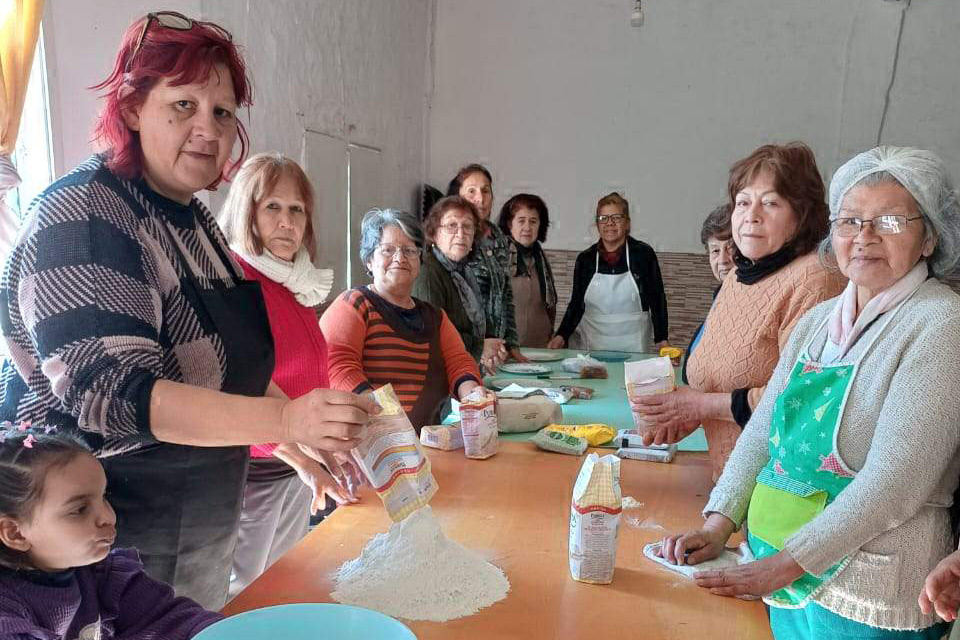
left=194, top=604, right=417, bottom=640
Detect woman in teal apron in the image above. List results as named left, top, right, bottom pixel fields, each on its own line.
left=655, top=146, right=960, bottom=639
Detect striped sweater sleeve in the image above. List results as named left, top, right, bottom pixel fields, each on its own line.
left=319, top=293, right=372, bottom=394
left=6, top=180, right=165, bottom=438
left=438, top=311, right=482, bottom=396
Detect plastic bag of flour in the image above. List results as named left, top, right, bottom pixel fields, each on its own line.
left=351, top=384, right=438, bottom=522
left=532, top=429, right=588, bottom=456
left=496, top=396, right=563, bottom=433
left=569, top=453, right=622, bottom=584
left=562, top=354, right=608, bottom=379
left=459, top=388, right=499, bottom=459
left=624, top=356, right=676, bottom=437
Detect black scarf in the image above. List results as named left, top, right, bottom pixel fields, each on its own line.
left=734, top=244, right=796, bottom=285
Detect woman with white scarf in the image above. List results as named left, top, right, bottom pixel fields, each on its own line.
left=219, top=153, right=351, bottom=598
left=655, top=147, right=960, bottom=639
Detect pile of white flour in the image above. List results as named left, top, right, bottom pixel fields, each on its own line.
left=331, top=506, right=510, bottom=622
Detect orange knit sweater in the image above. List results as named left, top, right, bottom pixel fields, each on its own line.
left=687, top=252, right=846, bottom=480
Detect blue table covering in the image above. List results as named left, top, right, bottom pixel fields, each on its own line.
left=462, top=349, right=708, bottom=452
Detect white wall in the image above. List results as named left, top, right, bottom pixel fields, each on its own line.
left=428, top=0, right=960, bottom=252
left=42, top=0, right=433, bottom=215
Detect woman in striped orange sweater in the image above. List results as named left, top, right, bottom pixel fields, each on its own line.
left=321, top=209, right=484, bottom=430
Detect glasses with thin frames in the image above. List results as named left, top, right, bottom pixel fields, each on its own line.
left=376, top=244, right=422, bottom=260
left=126, top=11, right=233, bottom=73
left=597, top=213, right=628, bottom=225
left=831, top=215, right=924, bottom=237
left=439, top=222, right=476, bottom=236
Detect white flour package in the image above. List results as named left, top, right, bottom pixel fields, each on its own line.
left=351, top=385, right=438, bottom=522
left=459, top=388, right=499, bottom=459
left=569, top=453, right=622, bottom=584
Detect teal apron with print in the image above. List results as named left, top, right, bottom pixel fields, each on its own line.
left=746, top=355, right=857, bottom=607
left=746, top=300, right=908, bottom=608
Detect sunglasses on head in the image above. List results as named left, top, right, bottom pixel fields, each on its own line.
left=126, top=11, right=233, bottom=73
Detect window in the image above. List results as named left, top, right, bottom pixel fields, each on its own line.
left=5, top=30, right=53, bottom=218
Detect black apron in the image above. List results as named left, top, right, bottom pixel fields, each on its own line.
left=101, top=215, right=275, bottom=610
left=360, top=287, right=448, bottom=431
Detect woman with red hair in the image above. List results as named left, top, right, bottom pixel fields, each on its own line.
left=0, top=12, right=374, bottom=609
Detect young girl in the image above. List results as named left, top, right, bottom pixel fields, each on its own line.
left=0, top=426, right=222, bottom=639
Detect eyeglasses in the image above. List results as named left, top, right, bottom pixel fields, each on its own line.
left=126, top=11, right=233, bottom=73
left=597, top=213, right=628, bottom=225
left=376, top=244, right=422, bottom=260
left=831, top=215, right=924, bottom=237
left=439, top=222, right=476, bottom=236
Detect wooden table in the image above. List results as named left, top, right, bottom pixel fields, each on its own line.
left=226, top=441, right=773, bottom=639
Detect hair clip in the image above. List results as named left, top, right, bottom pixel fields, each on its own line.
left=17, top=421, right=31, bottom=432
left=23, top=434, right=36, bottom=449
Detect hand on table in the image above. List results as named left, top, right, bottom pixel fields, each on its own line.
left=919, top=550, right=960, bottom=621
left=281, top=389, right=378, bottom=452
left=631, top=386, right=705, bottom=445
left=508, top=347, right=529, bottom=363
left=547, top=335, right=565, bottom=349
left=481, top=338, right=508, bottom=372
left=655, top=516, right=734, bottom=566
left=693, top=551, right=805, bottom=599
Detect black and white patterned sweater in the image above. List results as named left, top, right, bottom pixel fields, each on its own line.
left=0, top=155, right=243, bottom=456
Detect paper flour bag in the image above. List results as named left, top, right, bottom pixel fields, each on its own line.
left=624, top=356, right=676, bottom=437
left=351, top=384, right=438, bottom=522
left=459, top=388, right=499, bottom=459
left=569, top=453, right=622, bottom=584
left=420, top=423, right=464, bottom=451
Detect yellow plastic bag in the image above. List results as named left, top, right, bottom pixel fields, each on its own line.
left=544, top=424, right=616, bottom=447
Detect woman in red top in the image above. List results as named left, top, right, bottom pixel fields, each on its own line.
left=219, top=153, right=356, bottom=598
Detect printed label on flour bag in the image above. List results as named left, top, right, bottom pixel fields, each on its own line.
left=459, top=388, right=499, bottom=459
left=569, top=453, right=622, bottom=584
left=351, top=384, right=438, bottom=522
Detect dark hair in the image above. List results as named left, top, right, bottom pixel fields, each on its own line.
left=446, top=164, right=493, bottom=196
left=727, top=142, right=829, bottom=256
left=700, top=203, right=732, bottom=246
left=596, top=192, right=629, bottom=219
left=497, top=194, right=550, bottom=243
left=91, top=13, right=253, bottom=187
left=423, top=196, right=480, bottom=246
left=0, top=429, right=92, bottom=570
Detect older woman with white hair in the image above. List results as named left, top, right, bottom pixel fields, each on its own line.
left=321, top=209, right=483, bottom=430
left=656, top=146, right=960, bottom=639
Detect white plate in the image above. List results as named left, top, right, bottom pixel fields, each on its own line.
left=521, top=349, right=564, bottom=362
left=499, top=363, right=552, bottom=374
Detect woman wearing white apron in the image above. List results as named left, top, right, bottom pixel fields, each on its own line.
left=549, top=192, right=668, bottom=353
left=653, top=146, right=960, bottom=639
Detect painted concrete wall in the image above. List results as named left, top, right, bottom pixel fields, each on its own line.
left=42, top=0, right=433, bottom=215
left=428, top=0, right=960, bottom=252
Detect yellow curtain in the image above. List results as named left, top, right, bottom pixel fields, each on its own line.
left=0, top=0, right=45, bottom=155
